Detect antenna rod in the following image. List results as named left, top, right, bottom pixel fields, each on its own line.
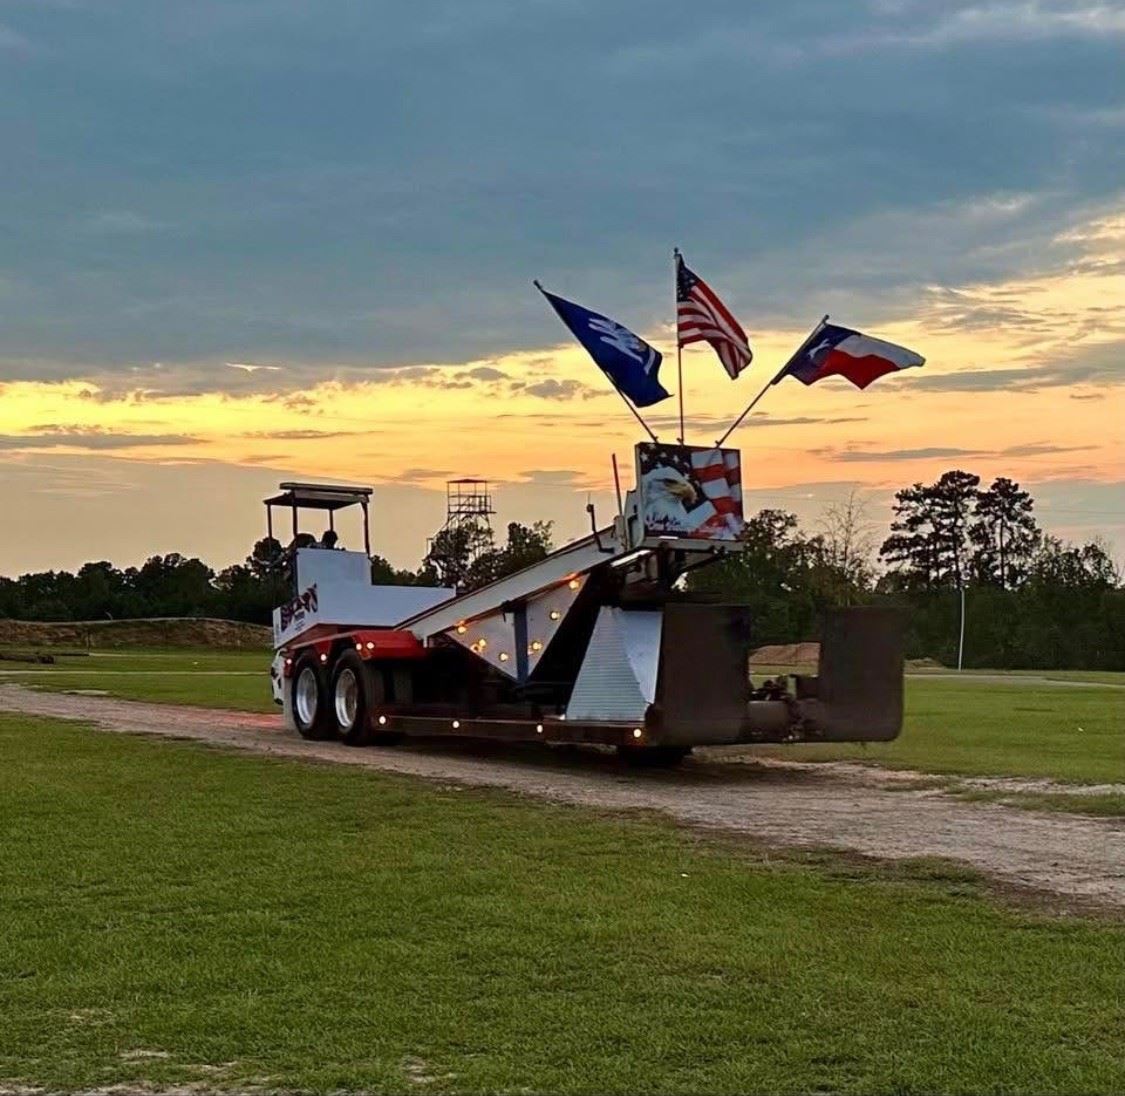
left=674, top=248, right=685, bottom=444
left=611, top=452, right=625, bottom=521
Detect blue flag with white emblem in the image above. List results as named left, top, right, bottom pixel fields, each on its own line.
left=537, top=284, right=671, bottom=408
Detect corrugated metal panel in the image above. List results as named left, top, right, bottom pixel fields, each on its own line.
left=566, top=608, right=662, bottom=723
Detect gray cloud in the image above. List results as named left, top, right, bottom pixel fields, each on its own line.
left=649, top=412, right=867, bottom=431
left=825, top=446, right=984, bottom=463
left=380, top=467, right=455, bottom=485
left=820, top=440, right=1100, bottom=463
left=832, top=1, right=1125, bottom=52
left=240, top=452, right=287, bottom=465
left=0, top=23, right=32, bottom=53
left=82, top=210, right=171, bottom=235
left=465, top=365, right=507, bottom=381
left=0, top=1, right=1121, bottom=384
left=240, top=429, right=362, bottom=441
left=903, top=351, right=1125, bottom=394
left=5, top=357, right=517, bottom=400
left=1000, top=443, right=1095, bottom=457
left=0, top=428, right=196, bottom=451
left=521, top=379, right=597, bottom=401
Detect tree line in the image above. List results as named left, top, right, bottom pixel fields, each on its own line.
left=0, top=521, right=555, bottom=630
left=1, top=472, right=1120, bottom=669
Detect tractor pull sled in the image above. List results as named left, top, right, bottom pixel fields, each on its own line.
left=267, top=443, right=903, bottom=765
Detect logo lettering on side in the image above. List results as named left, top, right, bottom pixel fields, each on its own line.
left=280, top=583, right=318, bottom=631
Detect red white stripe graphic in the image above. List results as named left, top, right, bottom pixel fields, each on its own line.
left=690, top=448, right=743, bottom=537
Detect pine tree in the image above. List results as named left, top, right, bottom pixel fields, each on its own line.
left=879, top=470, right=980, bottom=588
left=970, top=477, right=1039, bottom=589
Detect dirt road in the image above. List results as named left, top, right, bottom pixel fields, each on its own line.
left=4, top=684, right=1122, bottom=907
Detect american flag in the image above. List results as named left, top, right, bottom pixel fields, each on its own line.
left=691, top=448, right=743, bottom=538
left=676, top=252, right=753, bottom=379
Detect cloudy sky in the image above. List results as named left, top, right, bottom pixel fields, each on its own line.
left=1, top=0, right=1122, bottom=574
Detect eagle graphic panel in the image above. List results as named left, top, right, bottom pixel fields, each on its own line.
left=635, top=443, right=744, bottom=542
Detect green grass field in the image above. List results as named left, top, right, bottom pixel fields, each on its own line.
left=758, top=676, right=1123, bottom=785
left=4, top=650, right=1122, bottom=786
left=0, top=648, right=271, bottom=710
left=1, top=713, right=1122, bottom=1095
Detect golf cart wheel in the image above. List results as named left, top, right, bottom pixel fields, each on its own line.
left=291, top=653, right=335, bottom=740
left=330, top=651, right=401, bottom=747
left=617, top=745, right=692, bottom=768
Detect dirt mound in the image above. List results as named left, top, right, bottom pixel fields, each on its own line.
left=749, top=642, right=819, bottom=666
left=0, top=617, right=272, bottom=650
left=906, top=657, right=945, bottom=669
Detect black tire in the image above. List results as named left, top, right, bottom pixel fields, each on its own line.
left=330, top=651, right=405, bottom=747
left=291, top=653, right=335, bottom=740
left=330, top=650, right=376, bottom=746
left=617, top=745, right=692, bottom=768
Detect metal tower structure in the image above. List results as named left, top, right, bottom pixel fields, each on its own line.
left=441, top=478, right=495, bottom=564
left=445, top=479, right=494, bottom=527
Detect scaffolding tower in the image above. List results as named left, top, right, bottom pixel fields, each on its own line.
left=446, top=479, right=494, bottom=527
left=441, top=478, right=495, bottom=564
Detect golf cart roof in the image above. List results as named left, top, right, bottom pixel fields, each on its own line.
left=264, top=482, right=373, bottom=512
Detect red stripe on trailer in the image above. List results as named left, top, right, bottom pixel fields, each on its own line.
left=284, top=629, right=426, bottom=663
left=350, top=629, right=426, bottom=659
left=280, top=636, right=335, bottom=675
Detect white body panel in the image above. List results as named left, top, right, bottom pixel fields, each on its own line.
left=566, top=607, right=663, bottom=723
left=272, top=548, right=452, bottom=648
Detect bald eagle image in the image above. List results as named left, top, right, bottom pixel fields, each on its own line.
left=642, top=463, right=709, bottom=531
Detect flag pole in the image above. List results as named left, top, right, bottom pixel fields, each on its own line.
left=714, top=314, right=829, bottom=447
left=619, top=389, right=659, bottom=442
left=674, top=248, right=685, bottom=444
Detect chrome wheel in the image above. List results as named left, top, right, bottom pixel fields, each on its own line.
left=295, top=666, right=320, bottom=727
left=334, top=667, right=359, bottom=730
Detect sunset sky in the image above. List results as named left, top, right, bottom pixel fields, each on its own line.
left=1, top=0, right=1122, bottom=576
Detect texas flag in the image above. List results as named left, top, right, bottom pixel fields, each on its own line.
left=773, top=321, right=925, bottom=390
